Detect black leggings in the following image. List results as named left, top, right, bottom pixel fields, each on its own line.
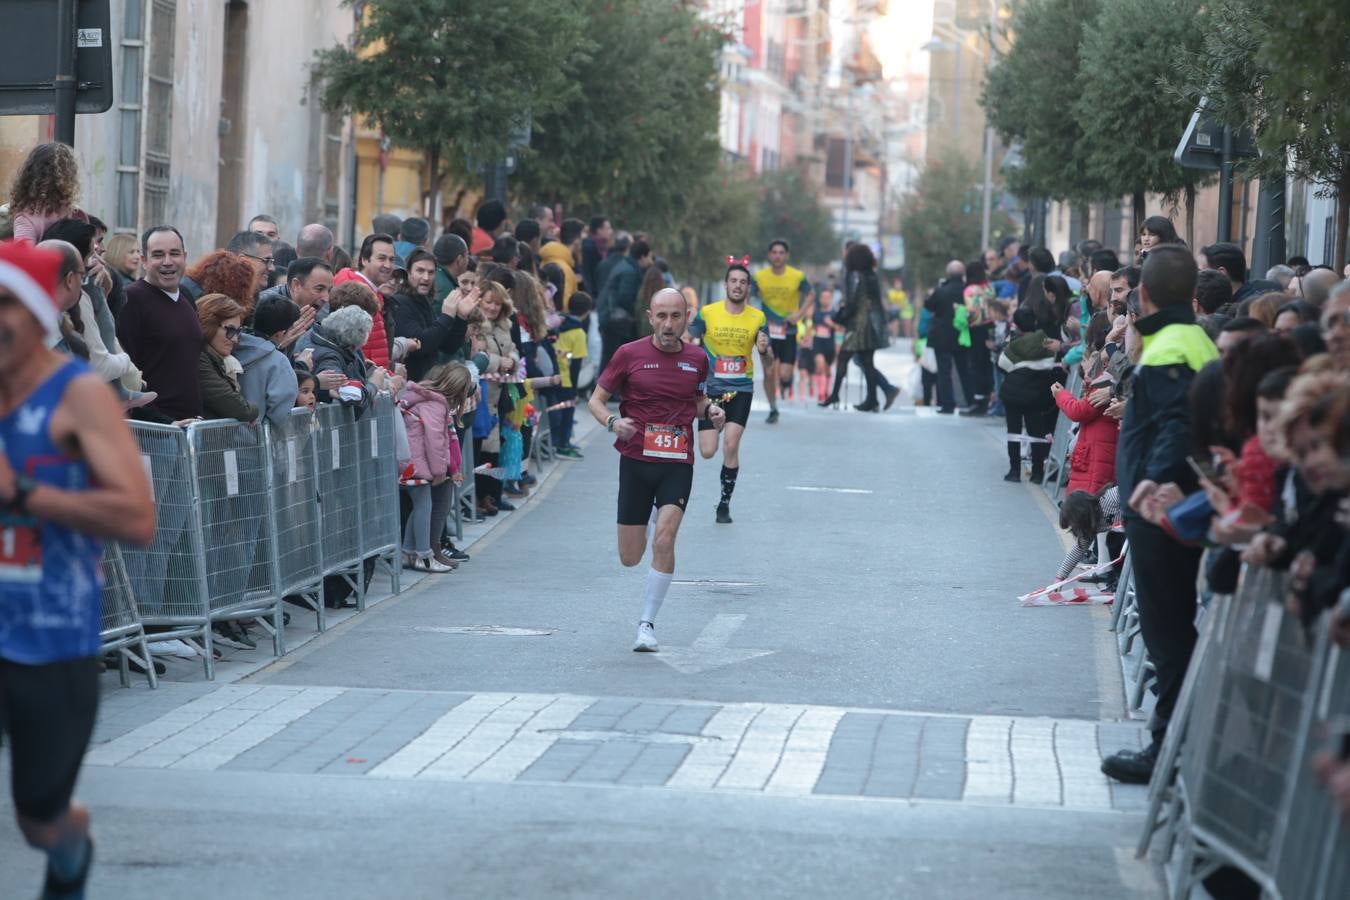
left=1004, top=403, right=1057, bottom=471
left=473, top=439, right=501, bottom=503
left=829, top=349, right=879, bottom=403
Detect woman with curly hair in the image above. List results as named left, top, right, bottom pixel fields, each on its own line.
left=186, top=250, right=260, bottom=318
left=8, top=142, right=82, bottom=242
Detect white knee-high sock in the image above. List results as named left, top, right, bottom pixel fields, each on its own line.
left=642, top=568, right=673, bottom=625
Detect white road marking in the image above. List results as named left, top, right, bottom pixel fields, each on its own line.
left=655, top=613, right=776, bottom=675
left=89, top=687, right=1131, bottom=811
left=785, top=485, right=875, bottom=494
left=963, top=716, right=1014, bottom=803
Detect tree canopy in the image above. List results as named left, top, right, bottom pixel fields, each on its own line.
left=515, top=0, right=728, bottom=232
left=900, top=154, right=1014, bottom=291
left=1073, top=0, right=1209, bottom=236
left=1169, top=0, right=1350, bottom=266
left=312, top=0, right=590, bottom=179
left=753, top=168, right=838, bottom=266
left=981, top=0, right=1105, bottom=205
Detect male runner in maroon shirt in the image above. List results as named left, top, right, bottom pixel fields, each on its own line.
left=589, top=288, right=726, bottom=651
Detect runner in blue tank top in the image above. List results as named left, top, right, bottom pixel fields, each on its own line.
left=0, top=240, right=155, bottom=900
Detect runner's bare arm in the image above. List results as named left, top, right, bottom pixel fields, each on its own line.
left=794, top=279, right=814, bottom=322
left=588, top=383, right=614, bottom=428
left=4, top=376, right=156, bottom=545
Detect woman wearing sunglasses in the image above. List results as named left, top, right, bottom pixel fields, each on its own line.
left=196, top=293, right=259, bottom=423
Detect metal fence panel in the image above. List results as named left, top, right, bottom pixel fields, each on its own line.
left=187, top=420, right=278, bottom=617
left=1186, top=568, right=1317, bottom=891
left=265, top=408, right=325, bottom=630
left=122, top=421, right=214, bottom=677
left=99, top=543, right=156, bottom=688
left=359, top=394, right=400, bottom=557
left=316, top=403, right=364, bottom=577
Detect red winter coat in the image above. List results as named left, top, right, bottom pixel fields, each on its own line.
left=333, top=268, right=391, bottom=369
left=1055, top=389, right=1119, bottom=495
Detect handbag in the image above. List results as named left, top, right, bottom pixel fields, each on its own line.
left=920, top=346, right=938, bottom=373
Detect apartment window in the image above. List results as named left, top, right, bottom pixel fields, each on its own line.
left=142, top=0, right=176, bottom=227
left=115, top=1, right=146, bottom=232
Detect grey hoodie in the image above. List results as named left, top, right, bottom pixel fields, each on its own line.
left=234, top=331, right=299, bottom=429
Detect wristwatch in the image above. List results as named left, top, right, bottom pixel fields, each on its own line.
left=10, top=472, right=36, bottom=513
left=606, top=414, right=618, bottom=432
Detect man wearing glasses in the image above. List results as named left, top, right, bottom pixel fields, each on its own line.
left=116, top=226, right=205, bottom=421
left=225, top=230, right=275, bottom=298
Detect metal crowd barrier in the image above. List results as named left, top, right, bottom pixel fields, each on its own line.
left=456, top=428, right=478, bottom=532
left=99, top=544, right=157, bottom=688
left=316, top=402, right=366, bottom=610
left=266, top=408, right=326, bottom=631
left=1041, top=366, right=1083, bottom=501
left=107, top=397, right=402, bottom=681
left=358, top=393, right=402, bottom=597
left=1134, top=565, right=1350, bottom=898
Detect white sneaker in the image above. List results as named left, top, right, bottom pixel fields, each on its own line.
left=413, top=556, right=455, bottom=574
left=633, top=621, right=659, bottom=652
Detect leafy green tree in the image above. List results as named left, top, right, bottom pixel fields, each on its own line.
left=657, top=164, right=759, bottom=283
left=1170, top=0, right=1350, bottom=268
left=753, top=168, right=838, bottom=266
left=900, top=154, right=1014, bottom=292
left=981, top=0, right=1107, bottom=206
left=312, top=0, right=590, bottom=209
left=1074, top=0, right=1209, bottom=243
left=515, top=0, right=728, bottom=233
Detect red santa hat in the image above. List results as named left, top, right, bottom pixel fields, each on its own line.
left=0, top=240, right=62, bottom=335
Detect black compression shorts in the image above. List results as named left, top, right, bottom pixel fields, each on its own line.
left=770, top=331, right=797, bottom=365
left=617, top=456, right=694, bottom=525
left=812, top=338, right=836, bottom=365
left=698, top=389, right=752, bottom=431
left=0, top=656, right=100, bottom=822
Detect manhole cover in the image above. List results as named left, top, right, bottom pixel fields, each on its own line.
left=412, top=625, right=556, bottom=637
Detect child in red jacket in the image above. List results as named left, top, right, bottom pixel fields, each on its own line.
left=1052, top=372, right=1119, bottom=495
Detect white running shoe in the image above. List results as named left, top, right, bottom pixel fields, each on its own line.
left=414, top=556, right=455, bottom=574
left=633, top=621, right=659, bottom=652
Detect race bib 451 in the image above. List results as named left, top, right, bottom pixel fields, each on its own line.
left=642, top=424, right=688, bottom=460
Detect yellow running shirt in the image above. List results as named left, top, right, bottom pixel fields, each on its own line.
left=689, top=300, right=767, bottom=394
left=753, top=265, right=810, bottom=329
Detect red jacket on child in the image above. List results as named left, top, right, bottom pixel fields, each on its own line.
left=1055, top=389, right=1119, bottom=495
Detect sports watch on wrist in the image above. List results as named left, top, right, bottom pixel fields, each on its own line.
left=10, top=472, right=36, bottom=513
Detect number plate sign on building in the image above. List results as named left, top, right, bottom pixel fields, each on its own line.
left=0, top=0, right=113, bottom=116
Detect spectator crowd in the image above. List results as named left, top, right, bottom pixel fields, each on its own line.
left=912, top=217, right=1350, bottom=847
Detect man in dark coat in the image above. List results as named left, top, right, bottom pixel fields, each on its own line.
left=923, top=260, right=966, bottom=413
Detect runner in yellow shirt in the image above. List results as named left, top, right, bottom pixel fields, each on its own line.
left=752, top=239, right=814, bottom=424
left=688, top=261, right=772, bottom=524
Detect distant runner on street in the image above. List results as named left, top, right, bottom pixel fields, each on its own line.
left=589, top=288, right=724, bottom=652
left=0, top=240, right=156, bottom=900
left=689, top=261, right=771, bottom=524
left=752, top=240, right=813, bottom=422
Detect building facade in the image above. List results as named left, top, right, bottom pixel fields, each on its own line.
left=2, top=0, right=356, bottom=255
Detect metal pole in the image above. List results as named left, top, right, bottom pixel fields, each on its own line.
left=980, top=125, right=994, bottom=250
left=841, top=84, right=852, bottom=241
left=54, top=0, right=78, bottom=145
left=980, top=0, right=997, bottom=250
left=1217, top=126, right=1234, bottom=243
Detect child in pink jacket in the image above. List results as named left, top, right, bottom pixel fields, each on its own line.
left=399, top=364, right=476, bottom=573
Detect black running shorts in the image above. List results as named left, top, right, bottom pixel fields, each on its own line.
left=698, top=390, right=753, bottom=432
left=0, top=656, right=100, bottom=822
left=617, top=456, right=694, bottom=525
left=770, top=330, right=797, bottom=365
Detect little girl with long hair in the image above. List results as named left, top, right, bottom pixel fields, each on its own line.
left=399, top=363, right=478, bottom=572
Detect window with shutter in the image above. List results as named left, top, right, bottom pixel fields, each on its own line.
left=142, top=0, right=176, bottom=227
